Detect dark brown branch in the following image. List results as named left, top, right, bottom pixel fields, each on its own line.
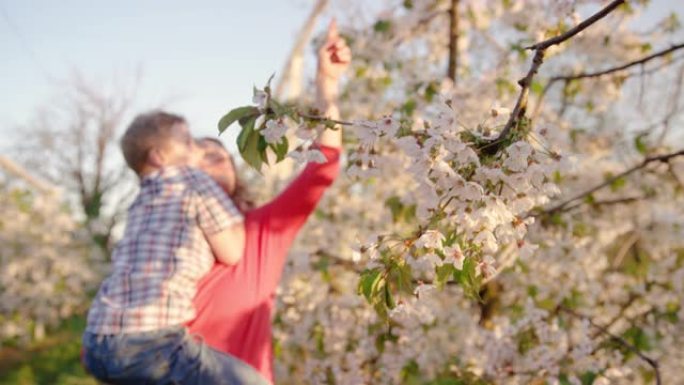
left=657, top=63, right=684, bottom=145
left=559, top=306, right=661, bottom=385
left=533, top=45, right=684, bottom=121
left=447, top=0, right=460, bottom=83
left=591, top=294, right=638, bottom=339
left=527, top=0, right=626, bottom=51
left=495, top=0, right=625, bottom=142
left=542, top=149, right=684, bottom=215
left=550, top=42, right=684, bottom=82
left=298, top=112, right=354, bottom=126
left=559, top=195, right=644, bottom=214
left=390, top=10, right=446, bottom=49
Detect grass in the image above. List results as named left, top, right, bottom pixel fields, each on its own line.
left=0, top=314, right=97, bottom=385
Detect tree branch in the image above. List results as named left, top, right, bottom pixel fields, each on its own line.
left=0, top=155, right=58, bottom=195
left=527, top=0, right=626, bottom=51
left=533, top=44, right=684, bottom=121
left=495, top=0, right=625, bottom=143
left=447, top=0, right=460, bottom=83
left=274, top=0, right=329, bottom=100
left=542, top=149, right=684, bottom=215
left=550, top=42, right=684, bottom=83
left=298, top=112, right=354, bottom=126
left=559, top=195, right=644, bottom=214
left=559, top=306, right=661, bottom=385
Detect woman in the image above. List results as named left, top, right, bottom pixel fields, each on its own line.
left=187, top=21, right=350, bottom=384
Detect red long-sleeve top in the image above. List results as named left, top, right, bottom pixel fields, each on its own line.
left=186, top=145, right=340, bottom=384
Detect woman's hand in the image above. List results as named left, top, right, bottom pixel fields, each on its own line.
left=315, top=20, right=350, bottom=149
left=316, top=19, right=351, bottom=104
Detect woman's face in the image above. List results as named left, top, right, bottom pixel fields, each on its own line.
left=198, top=140, right=237, bottom=195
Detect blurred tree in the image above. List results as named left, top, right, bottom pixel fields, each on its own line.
left=12, top=74, right=138, bottom=258
left=0, top=157, right=101, bottom=345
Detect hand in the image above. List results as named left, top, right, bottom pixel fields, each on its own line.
left=316, top=19, right=351, bottom=101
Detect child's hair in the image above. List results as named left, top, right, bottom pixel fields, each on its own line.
left=121, top=110, right=186, bottom=175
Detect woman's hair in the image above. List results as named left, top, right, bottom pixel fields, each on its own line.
left=196, top=137, right=256, bottom=212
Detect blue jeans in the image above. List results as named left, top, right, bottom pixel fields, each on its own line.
left=82, top=327, right=270, bottom=385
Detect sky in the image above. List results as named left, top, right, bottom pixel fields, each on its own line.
left=0, top=0, right=318, bottom=152
left=1, top=0, right=681, bottom=155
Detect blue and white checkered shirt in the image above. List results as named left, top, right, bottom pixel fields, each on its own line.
left=86, top=166, right=242, bottom=334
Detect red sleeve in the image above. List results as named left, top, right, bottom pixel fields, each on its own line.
left=251, top=145, right=340, bottom=293
left=262, top=145, right=340, bottom=238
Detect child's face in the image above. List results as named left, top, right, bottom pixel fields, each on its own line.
left=160, top=123, right=199, bottom=167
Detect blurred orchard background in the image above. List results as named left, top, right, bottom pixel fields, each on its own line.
left=1, top=1, right=684, bottom=384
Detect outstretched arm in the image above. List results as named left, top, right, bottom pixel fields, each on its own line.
left=315, top=19, right=350, bottom=149
left=260, top=19, right=350, bottom=239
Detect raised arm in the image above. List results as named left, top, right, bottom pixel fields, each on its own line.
left=260, top=19, right=350, bottom=238
left=314, top=19, right=350, bottom=149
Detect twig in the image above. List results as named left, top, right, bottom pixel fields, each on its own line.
left=559, top=306, right=661, bottom=385
left=612, top=231, right=640, bottom=268
left=593, top=293, right=639, bottom=338
left=542, top=149, right=684, bottom=215
left=533, top=43, right=684, bottom=120
left=550, top=42, right=684, bottom=83
left=560, top=195, right=644, bottom=214
left=495, top=0, right=626, bottom=143
left=657, top=63, right=684, bottom=145
left=527, top=0, right=626, bottom=51
left=298, top=112, right=355, bottom=126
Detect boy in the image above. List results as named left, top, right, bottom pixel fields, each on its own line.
left=82, top=111, right=269, bottom=385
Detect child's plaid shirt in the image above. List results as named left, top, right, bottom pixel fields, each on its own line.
left=85, top=166, right=242, bottom=334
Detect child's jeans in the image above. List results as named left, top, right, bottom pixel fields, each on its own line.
left=82, top=327, right=270, bottom=385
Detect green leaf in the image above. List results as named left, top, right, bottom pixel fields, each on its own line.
left=269, top=99, right=290, bottom=117
left=584, top=194, right=596, bottom=205
left=385, top=196, right=403, bottom=222
left=609, top=176, right=627, bottom=192
left=623, top=326, right=652, bottom=352
left=580, top=371, right=597, bottom=385
left=640, top=42, right=652, bottom=53
left=258, top=135, right=269, bottom=164
left=359, top=269, right=383, bottom=302
left=530, top=81, right=544, bottom=95
left=563, top=79, right=583, bottom=100
left=424, top=81, right=439, bottom=102
left=435, top=263, right=455, bottom=289
left=495, top=78, right=517, bottom=97
left=269, top=136, right=289, bottom=162
left=264, top=73, right=275, bottom=95
left=218, top=106, right=259, bottom=134
left=550, top=212, right=566, bottom=227
left=634, top=133, right=648, bottom=155
left=384, top=196, right=416, bottom=223
left=558, top=373, right=572, bottom=385
left=401, top=98, right=417, bottom=116
left=394, top=261, right=414, bottom=295
left=238, top=117, right=264, bottom=172
left=384, top=283, right=395, bottom=309
left=373, top=20, right=392, bottom=33
left=236, top=115, right=256, bottom=152
left=454, top=258, right=482, bottom=300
